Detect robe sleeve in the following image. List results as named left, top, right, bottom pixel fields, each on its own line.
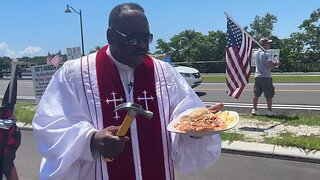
left=32, top=62, right=98, bottom=179
left=164, top=63, right=222, bottom=174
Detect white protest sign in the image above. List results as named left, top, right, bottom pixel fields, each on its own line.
left=31, top=64, right=62, bottom=104
left=251, top=49, right=280, bottom=67
left=267, top=49, right=280, bottom=63
left=66, top=47, right=82, bottom=60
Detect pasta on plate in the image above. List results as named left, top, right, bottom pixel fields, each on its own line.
left=167, top=108, right=239, bottom=136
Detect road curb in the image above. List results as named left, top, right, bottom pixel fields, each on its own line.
left=222, top=148, right=320, bottom=164
left=222, top=141, right=320, bottom=164
left=18, top=126, right=33, bottom=131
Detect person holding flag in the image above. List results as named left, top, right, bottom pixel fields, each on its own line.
left=0, top=60, right=21, bottom=180
left=251, top=38, right=279, bottom=116
left=224, top=13, right=278, bottom=116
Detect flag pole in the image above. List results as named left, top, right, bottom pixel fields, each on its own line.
left=224, top=12, right=266, bottom=51
left=9, top=60, right=18, bottom=103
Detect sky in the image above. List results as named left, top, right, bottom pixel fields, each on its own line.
left=0, top=0, right=319, bottom=58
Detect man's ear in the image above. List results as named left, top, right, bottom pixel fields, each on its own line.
left=106, top=28, right=113, bottom=45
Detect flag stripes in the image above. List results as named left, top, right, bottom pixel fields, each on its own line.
left=46, top=52, right=52, bottom=65
left=225, top=16, right=254, bottom=99
left=47, top=51, right=63, bottom=67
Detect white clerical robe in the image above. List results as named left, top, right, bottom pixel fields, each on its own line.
left=32, top=46, right=221, bottom=180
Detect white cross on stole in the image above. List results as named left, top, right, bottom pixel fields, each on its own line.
left=137, top=90, right=154, bottom=111
left=105, top=91, right=124, bottom=120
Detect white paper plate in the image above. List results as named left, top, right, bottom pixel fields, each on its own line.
left=167, top=107, right=239, bottom=136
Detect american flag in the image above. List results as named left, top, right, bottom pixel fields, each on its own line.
left=225, top=16, right=254, bottom=99
left=46, top=52, right=53, bottom=65
left=47, top=51, right=63, bottom=67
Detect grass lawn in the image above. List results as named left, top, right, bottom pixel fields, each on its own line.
left=9, top=73, right=320, bottom=150
left=220, top=132, right=245, bottom=142
left=16, top=102, right=320, bottom=126
left=241, top=114, right=320, bottom=126
left=265, top=132, right=320, bottom=153
left=14, top=101, right=320, bottom=151
left=15, top=102, right=37, bottom=125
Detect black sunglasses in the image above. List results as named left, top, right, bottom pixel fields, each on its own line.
left=110, top=28, right=153, bottom=45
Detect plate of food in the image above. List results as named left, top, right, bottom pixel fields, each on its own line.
left=167, top=107, right=239, bottom=136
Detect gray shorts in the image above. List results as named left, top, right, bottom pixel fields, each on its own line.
left=254, top=77, right=275, bottom=98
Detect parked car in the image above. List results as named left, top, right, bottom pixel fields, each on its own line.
left=151, top=53, right=202, bottom=88
left=171, top=63, right=202, bottom=88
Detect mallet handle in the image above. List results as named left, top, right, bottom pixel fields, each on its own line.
left=103, top=157, right=114, bottom=162
left=116, top=115, right=134, bottom=136
left=103, top=115, right=134, bottom=163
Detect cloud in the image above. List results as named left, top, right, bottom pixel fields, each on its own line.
left=0, top=42, right=16, bottom=58
left=0, top=42, right=43, bottom=58
left=19, top=46, right=42, bottom=57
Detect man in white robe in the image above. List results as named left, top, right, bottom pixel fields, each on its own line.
left=32, top=2, right=222, bottom=180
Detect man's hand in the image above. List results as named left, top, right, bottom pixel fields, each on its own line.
left=267, top=60, right=279, bottom=69
left=207, top=103, right=224, bottom=113
left=90, top=126, right=129, bottom=159
left=274, top=61, right=280, bottom=68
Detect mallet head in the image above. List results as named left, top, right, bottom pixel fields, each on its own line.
left=114, top=102, right=153, bottom=120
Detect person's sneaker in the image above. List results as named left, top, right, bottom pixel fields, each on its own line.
left=266, top=110, right=274, bottom=117
left=251, top=109, right=258, bottom=115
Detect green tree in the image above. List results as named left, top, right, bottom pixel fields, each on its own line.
left=154, top=30, right=205, bottom=63
left=155, top=39, right=171, bottom=54
left=277, top=8, right=320, bottom=72
left=249, top=13, right=278, bottom=39
left=89, top=46, right=102, bottom=54
left=155, top=29, right=227, bottom=72
left=0, top=56, right=12, bottom=68
left=207, top=30, right=226, bottom=62
left=298, top=8, right=320, bottom=60
left=279, top=35, right=302, bottom=72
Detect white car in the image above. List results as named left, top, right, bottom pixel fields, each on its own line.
left=172, top=64, right=202, bottom=88
left=153, top=53, right=202, bottom=88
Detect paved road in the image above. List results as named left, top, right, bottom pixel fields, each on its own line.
left=1, top=79, right=319, bottom=114
left=1, top=80, right=320, bottom=105
left=195, top=83, right=320, bottom=115
left=195, top=83, right=320, bottom=106
left=16, top=130, right=320, bottom=180
left=0, top=79, right=35, bottom=97
left=15, top=130, right=41, bottom=180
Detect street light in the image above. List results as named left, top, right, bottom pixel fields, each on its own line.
left=64, top=4, right=85, bottom=56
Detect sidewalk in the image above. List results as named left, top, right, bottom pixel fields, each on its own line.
left=16, top=122, right=320, bottom=164
left=222, top=141, right=320, bottom=164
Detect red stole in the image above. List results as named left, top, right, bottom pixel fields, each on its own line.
left=95, top=46, right=167, bottom=180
